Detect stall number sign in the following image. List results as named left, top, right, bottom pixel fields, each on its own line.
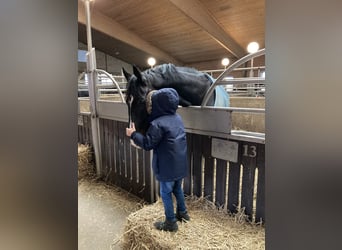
left=211, top=138, right=238, bottom=163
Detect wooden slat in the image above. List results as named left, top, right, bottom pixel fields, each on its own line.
left=99, top=119, right=106, bottom=177
left=144, top=150, right=153, bottom=202
left=130, top=146, right=139, bottom=195
left=125, top=128, right=132, bottom=183
left=202, top=136, right=214, bottom=201
left=183, top=133, right=193, bottom=195
left=227, top=161, right=241, bottom=214
left=104, top=119, right=110, bottom=177
left=86, top=116, right=92, bottom=145
left=215, top=159, right=227, bottom=207
left=78, top=125, right=82, bottom=144
left=83, top=116, right=88, bottom=144
left=192, top=134, right=202, bottom=197
left=137, top=147, right=145, bottom=199
left=119, top=122, right=130, bottom=191
left=108, top=120, right=115, bottom=182
left=256, top=143, right=265, bottom=223
left=113, top=120, right=121, bottom=186
left=240, top=143, right=257, bottom=221
left=79, top=117, right=85, bottom=144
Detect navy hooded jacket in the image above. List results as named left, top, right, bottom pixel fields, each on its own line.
left=130, top=88, right=188, bottom=182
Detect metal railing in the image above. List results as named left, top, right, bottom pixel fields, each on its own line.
left=78, top=69, right=126, bottom=102
left=202, top=49, right=266, bottom=99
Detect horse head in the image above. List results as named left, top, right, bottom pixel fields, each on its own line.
left=122, top=65, right=151, bottom=134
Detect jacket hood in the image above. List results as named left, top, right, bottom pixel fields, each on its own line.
left=148, top=88, right=179, bottom=120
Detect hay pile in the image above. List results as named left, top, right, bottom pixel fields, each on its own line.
left=78, top=144, right=96, bottom=180
left=114, top=196, right=265, bottom=250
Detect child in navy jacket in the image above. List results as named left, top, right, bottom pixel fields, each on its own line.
left=126, top=88, right=190, bottom=232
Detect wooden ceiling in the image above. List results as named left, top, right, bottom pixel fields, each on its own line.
left=78, top=0, right=264, bottom=70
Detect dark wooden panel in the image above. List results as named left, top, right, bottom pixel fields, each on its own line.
left=130, top=146, right=140, bottom=195
left=202, top=136, right=214, bottom=201
left=84, top=116, right=90, bottom=144
left=192, top=134, right=202, bottom=197
left=104, top=119, right=110, bottom=178
left=99, top=118, right=106, bottom=177
left=144, top=150, right=154, bottom=202
left=112, top=120, right=121, bottom=186
left=240, top=142, right=257, bottom=221
left=215, top=159, right=227, bottom=207
left=78, top=125, right=83, bottom=144
left=137, top=147, right=145, bottom=199
left=256, top=144, right=265, bottom=223
left=183, top=133, right=193, bottom=195
left=125, top=128, right=132, bottom=183
left=107, top=120, right=114, bottom=182
left=104, top=119, right=113, bottom=181
left=227, top=161, right=241, bottom=214
left=118, top=122, right=130, bottom=191
left=118, top=122, right=126, bottom=177
left=87, top=116, right=93, bottom=145
left=82, top=116, right=88, bottom=144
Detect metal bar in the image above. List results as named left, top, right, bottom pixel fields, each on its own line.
left=215, top=77, right=265, bottom=85
left=201, top=48, right=265, bottom=107
left=84, top=0, right=92, bottom=52
left=84, top=0, right=102, bottom=177
left=203, top=66, right=265, bottom=74
left=222, top=107, right=265, bottom=114
left=229, top=131, right=265, bottom=144
left=95, top=69, right=125, bottom=102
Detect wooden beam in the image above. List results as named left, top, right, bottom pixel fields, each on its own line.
left=78, top=1, right=181, bottom=65
left=168, top=0, right=245, bottom=58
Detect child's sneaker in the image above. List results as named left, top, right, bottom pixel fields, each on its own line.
left=154, top=220, right=178, bottom=232
left=176, top=211, right=190, bottom=222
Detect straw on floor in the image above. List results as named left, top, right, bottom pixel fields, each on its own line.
left=114, top=196, right=265, bottom=250
left=78, top=143, right=96, bottom=180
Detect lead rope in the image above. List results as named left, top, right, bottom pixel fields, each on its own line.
left=128, top=97, right=133, bottom=128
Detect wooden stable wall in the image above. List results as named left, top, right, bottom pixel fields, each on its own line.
left=184, top=133, right=265, bottom=223
left=78, top=114, right=265, bottom=223
left=99, top=118, right=156, bottom=203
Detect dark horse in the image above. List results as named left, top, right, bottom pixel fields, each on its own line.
left=123, top=63, right=229, bottom=134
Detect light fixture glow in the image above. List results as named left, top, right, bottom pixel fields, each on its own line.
left=147, top=57, right=156, bottom=67
left=221, top=58, right=230, bottom=67
left=247, top=42, right=260, bottom=53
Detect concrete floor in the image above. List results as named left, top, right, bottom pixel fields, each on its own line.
left=78, top=180, right=141, bottom=250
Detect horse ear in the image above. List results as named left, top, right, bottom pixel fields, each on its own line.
left=122, top=67, right=132, bottom=81
left=133, top=65, right=142, bottom=81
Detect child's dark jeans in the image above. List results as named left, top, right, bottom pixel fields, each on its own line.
left=160, top=179, right=187, bottom=222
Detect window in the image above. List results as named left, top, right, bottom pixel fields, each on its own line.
left=78, top=50, right=87, bottom=62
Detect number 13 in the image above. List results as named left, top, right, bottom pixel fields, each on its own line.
left=243, top=145, right=257, bottom=158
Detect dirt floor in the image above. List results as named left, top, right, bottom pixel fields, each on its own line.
left=78, top=180, right=143, bottom=250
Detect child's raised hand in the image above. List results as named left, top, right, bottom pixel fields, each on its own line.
left=126, top=122, right=136, bottom=137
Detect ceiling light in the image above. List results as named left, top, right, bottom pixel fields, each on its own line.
left=247, top=42, right=260, bottom=53
left=147, top=57, right=156, bottom=68
left=221, top=58, right=230, bottom=67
